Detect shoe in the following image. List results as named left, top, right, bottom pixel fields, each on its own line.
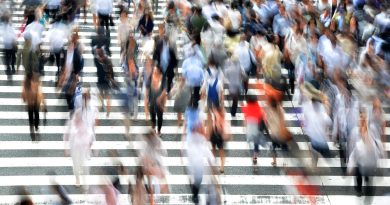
left=192, top=195, right=199, bottom=204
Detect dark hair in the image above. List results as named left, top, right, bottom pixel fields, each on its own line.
left=231, top=1, right=238, bottom=9
left=168, top=1, right=175, bottom=10
left=246, top=95, right=258, bottom=103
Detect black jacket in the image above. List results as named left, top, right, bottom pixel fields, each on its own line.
left=153, top=40, right=178, bottom=78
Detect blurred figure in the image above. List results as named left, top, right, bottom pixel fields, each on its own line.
left=23, top=9, right=45, bottom=52
left=153, top=34, right=178, bottom=94
left=138, top=8, right=154, bottom=37
left=1, top=15, right=17, bottom=76
left=186, top=122, right=215, bottom=204
left=302, top=85, right=333, bottom=168
left=21, top=73, right=45, bottom=141
left=234, top=33, right=257, bottom=93
left=171, top=76, right=191, bottom=127
left=91, top=26, right=111, bottom=58
left=48, top=171, right=72, bottom=205
left=16, top=32, right=39, bottom=76
left=96, top=0, right=113, bottom=37
left=118, top=9, right=130, bottom=64
left=47, top=19, right=69, bottom=78
left=348, top=108, right=385, bottom=197
left=242, top=93, right=266, bottom=166
left=208, top=107, right=230, bottom=174
left=58, top=32, right=84, bottom=115
left=129, top=167, right=148, bottom=205
left=95, top=47, right=117, bottom=117
left=182, top=44, right=206, bottom=108
left=145, top=67, right=167, bottom=136
left=139, top=129, right=169, bottom=201
left=224, top=55, right=246, bottom=117
left=63, top=91, right=98, bottom=189
left=265, top=97, right=291, bottom=166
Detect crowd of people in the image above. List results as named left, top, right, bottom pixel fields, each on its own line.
left=0, top=0, right=389, bottom=204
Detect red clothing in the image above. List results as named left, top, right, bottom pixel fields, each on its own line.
left=242, top=102, right=266, bottom=124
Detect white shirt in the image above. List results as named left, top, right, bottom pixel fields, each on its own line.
left=23, top=21, right=44, bottom=51
left=302, top=100, right=332, bottom=144
left=1, top=23, right=16, bottom=49
left=48, top=23, right=69, bottom=51
left=96, top=0, right=113, bottom=15
left=229, top=9, right=241, bottom=30
left=234, top=41, right=256, bottom=72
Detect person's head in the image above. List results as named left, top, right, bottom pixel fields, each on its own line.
left=278, top=4, right=286, bottom=15
left=120, top=9, right=128, bottom=19
left=158, top=24, right=165, bottom=36
left=246, top=94, right=258, bottom=104
left=208, top=55, right=216, bottom=67
left=168, top=1, right=175, bottom=10
left=231, top=1, right=238, bottom=10
left=71, top=31, right=79, bottom=44
left=144, top=8, right=153, bottom=19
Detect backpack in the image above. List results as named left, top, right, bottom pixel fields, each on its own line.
left=207, top=68, right=220, bottom=108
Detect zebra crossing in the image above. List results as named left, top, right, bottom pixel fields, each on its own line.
left=0, top=0, right=390, bottom=204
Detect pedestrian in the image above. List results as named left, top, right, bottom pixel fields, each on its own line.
left=153, top=34, right=178, bottom=94
left=186, top=122, right=215, bottom=204
left=58, top=32, right=84, bottom=115
left=95, top=47, right=117, bottom=117
left=242, top=93, right=266, bottom=165
left=224, top=55, right=246, bottom=117
left=182, top=45, right=204, bottom=108
left=96, top=0, right=113, bottom=36
left=171, top=76, right=191, bottom=127
left=138, top=8, right=154, bottom=37
left=63, top=92, right=98, bottom=189
left=139, top=129, right=169, bottom=201
left=1, top=15, right=17, bottom=76
left=208, top=107, right=230, bottom=173
left=347, top=108, right=385, bottom=197
left=16, top=32, right=39, bottom=76
left=145, top=67, right=167, bottom=136
left=21, top=73, right=46, bottom=141
left=118, top=9, right=131, bottom=63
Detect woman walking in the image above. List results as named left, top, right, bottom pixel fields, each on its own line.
left=21, top=73, right=46, bottom=141
left=145, top=67, right=167, bottom=136
left=64, top=92, right=98, bottom=189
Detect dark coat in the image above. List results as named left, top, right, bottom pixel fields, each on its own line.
left=153, top=40, right=178, bottom=78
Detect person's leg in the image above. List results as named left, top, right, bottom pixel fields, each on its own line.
left=27, top=106, right=35, bottom=141
left=177, top=112, right=182, bottom=126
left=192, top=86, right=201, bottom=108
left=11, top=49, right=16, bottom=73
left=167, top=75, right=173, bottom=94
left=4, top=49, right=11, bottom=75
left=192, top=171, right=203, bottom=203
left=34, top=104, right=40, bottom=131
left=355, top=167, right=363, bottom=196
left=271, top=141, right=277, bottom=166
left=106, top=90, right=111, bottom=116
left=104, top=14, right=110, bottom=37
left=150, top=107, right=156, bottom=130
left=157, top=107, right=163, bottom=134
left=231, top=92, right=238, bottom=117
left=55, top=50, right=61, bottom=76
left=219, top=148, right=225, bottom=172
